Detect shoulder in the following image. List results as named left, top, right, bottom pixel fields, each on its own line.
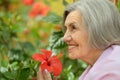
left=93, top=62, right=120, bottom=80
left=96, top=45, right=120, bottom=65
left=89, top=58, right=120, bottom=80
left=90, top=45, right=120, bottom=80
left=93, top=45, right=120, bottom=69
left=109, top=45, right=120, bottom=60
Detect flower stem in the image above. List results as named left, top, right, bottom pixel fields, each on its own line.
left=51, top=73, right=54, bottom=80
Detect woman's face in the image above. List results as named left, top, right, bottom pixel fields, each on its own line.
left=63, top=10, right=96, bottom=60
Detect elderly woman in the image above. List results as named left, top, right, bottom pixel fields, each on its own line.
left=38, top=0, right=120, bottom=80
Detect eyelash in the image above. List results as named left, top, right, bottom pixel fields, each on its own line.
left=70, top=24, right=76, bottom=31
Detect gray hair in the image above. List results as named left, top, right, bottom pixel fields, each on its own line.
left=63, top=0, right=120, bottom=49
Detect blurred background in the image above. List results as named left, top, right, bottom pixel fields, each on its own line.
left=0, top=0, right=119, bottom=80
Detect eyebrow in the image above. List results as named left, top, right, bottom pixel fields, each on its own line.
left=64, top=22, right=75, bottom=28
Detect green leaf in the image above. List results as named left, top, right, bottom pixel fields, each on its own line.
left=9, top=61, right=19, bottom=70
left=0, top=18, right=10, bottom=42
left=17, top=68, right=31, bottom=80
left=9, top=48, right=22, bottom=62
left=21, top=42, right=35, bottom=54
left=49, top=30, right=67, bottom=50
left=67, top=72, right=75, bottom=80
left=0, top=67, right=8, bottom=73
left=0, top=60, right=8, bottom=67
left=2, top=71, right=16, bottom=79
left=62, top=0, right=69, bottom=6
left=43, top=13, right=62, bottom=24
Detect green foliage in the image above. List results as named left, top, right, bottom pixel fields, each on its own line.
left=0, top=60, right=39, bottom=80
left=43, top=12, right=62, bottom=24
left=0, top=1, right=38, bottom=79
left=49, top=31, right=66, bottom=48
left=62, top=0, right=69, bottom=6
left=1, top=0, right=119, bottom=80
left=118, top=1, right=120, bottom=12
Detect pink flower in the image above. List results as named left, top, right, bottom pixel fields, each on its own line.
left=32, top=49, right=62, bottom=76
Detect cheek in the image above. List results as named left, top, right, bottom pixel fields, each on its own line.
left=74, top=33, right=90, bottom=54
left=73, top=33, right=89, bottom=46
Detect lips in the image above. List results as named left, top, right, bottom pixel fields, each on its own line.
left=68, top=46, right=76, bottom=50
left=68, top=44, right=78, bottom=51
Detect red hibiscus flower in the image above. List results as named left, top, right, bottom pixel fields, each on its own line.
left=22, top=0, right=34, bottom=6
left=29, top=2, right=50, bottom=18
left=32, top=49, right=62, bottom=76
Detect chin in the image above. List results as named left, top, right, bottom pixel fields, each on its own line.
left=69, top=54, right=77, bottom=60
left=68, top=51, right=80, bottom=59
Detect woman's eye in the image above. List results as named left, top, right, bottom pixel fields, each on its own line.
left=71, top=25, right=76, bottom=30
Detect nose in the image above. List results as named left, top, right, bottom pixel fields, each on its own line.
left=62, top=31, right=71, bottom=42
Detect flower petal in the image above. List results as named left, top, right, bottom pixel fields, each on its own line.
left=49, top=56, right=62, bottom=76
left=41, top=6, right=50, bottom=16
left=41, top=62, right=53, bottom=73
left=41, top=49, right=52, bottom=59
left=23, top=0, right=34, bottom=6
left=32, top=53, right=46, bottom=62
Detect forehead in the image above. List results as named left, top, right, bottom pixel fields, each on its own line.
left=64, top=10, right=83, bottom=26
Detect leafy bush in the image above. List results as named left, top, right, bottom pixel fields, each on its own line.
left=0, top=0, right=119, bottom=80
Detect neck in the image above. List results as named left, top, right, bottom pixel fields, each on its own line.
left=83, top=50, right=104, bottom=66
